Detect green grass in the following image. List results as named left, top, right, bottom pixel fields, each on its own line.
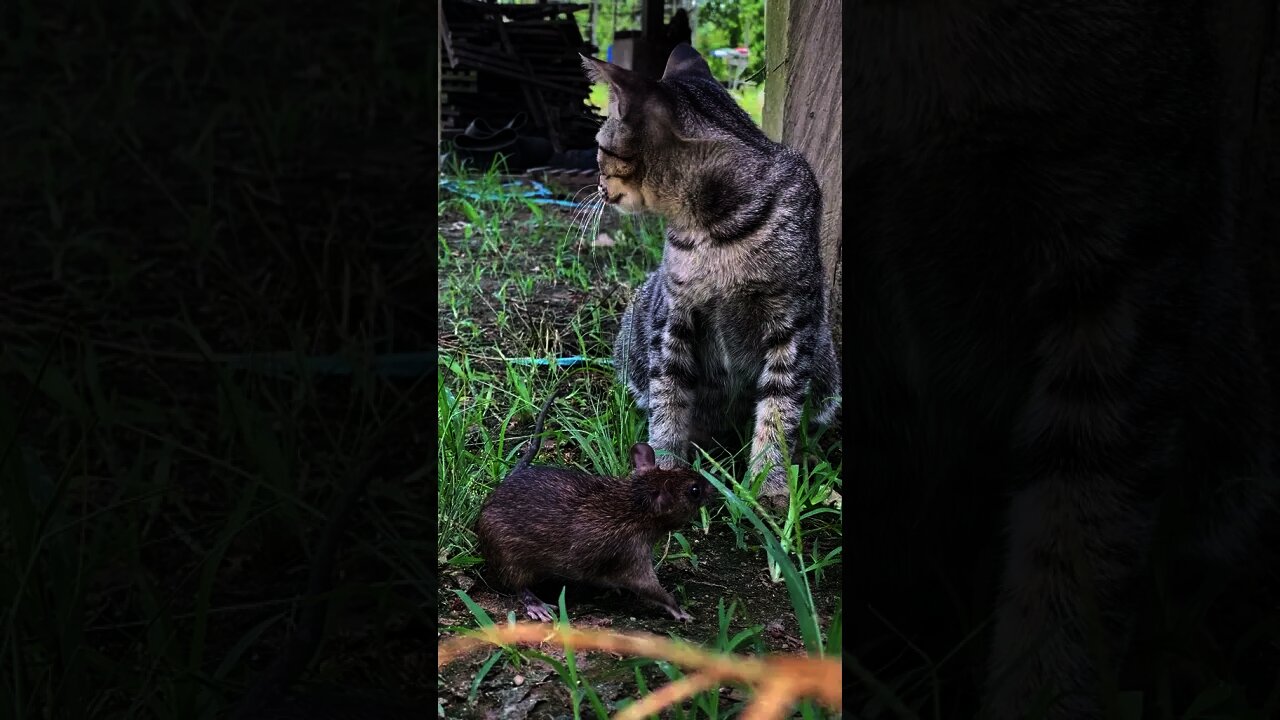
left=436, top=160, right=842, bottom=561
left=732, top=82, right=766, bottom=127
left=437, top=157, right=842, bottom=717
left=588, top=83, right=609, bottom=113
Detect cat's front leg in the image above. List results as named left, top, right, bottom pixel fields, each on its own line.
left=748, top=327, right=812, bottom=507
left=646, top=306, right=698, bottom=469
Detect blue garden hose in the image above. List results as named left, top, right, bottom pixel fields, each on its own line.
left=439, top=177, right=586, bottom=208
left=506, top=356, right=611, bottom=368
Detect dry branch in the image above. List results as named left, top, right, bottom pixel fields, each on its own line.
left=438, top=622, right=841, bottom=719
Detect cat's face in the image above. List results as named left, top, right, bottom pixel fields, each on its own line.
left=592, top=101, right=649, bottom=213
left=580, top=45, right=728, bottom=217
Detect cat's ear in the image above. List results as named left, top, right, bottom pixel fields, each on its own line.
left=661, top=43, right=713, bottom=81
left=580, top=54, right=654, bottom=118
left=580, top=53, right=617, bottom=85
left=631, top=442, right=657, bottom=474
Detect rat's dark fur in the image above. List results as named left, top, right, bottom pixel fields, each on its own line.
left=477, top=403, right=708, bottom=622
left=851, top=2, right=1280, bottom=718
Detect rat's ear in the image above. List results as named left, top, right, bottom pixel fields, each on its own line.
left=631, top=442, right=657, bottom=473
left=580, top=54, right=655, bottom=118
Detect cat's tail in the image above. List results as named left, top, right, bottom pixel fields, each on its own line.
left=613, top=277, right=656, bottom=409
left=809, top=339, right=842, bottom=427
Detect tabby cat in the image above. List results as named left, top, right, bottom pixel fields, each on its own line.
left=580, top=44, right=841, bottom=505
left=852, top=2, right=1280, bottom=719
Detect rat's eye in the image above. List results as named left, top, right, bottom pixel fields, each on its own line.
left=687, top=483, right=702, bottom=499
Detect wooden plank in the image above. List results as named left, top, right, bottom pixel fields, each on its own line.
left=439, top=0, right=598, bottom=151
left=497, top=19, right=562, bottom=151
left=762, top=0, right=790, bottom=143
left=449, top=47, right=520, bottom=71
left=437, top=3, right=443, bottom=149
left=524, top=167, right=597, bottom=193
left=444, top=2, right=589, bottom=24
left=439, top=1, right=457, bottom=68
left=451, top=49, right=586, bottom=96
left=494, top=3, right=590, bottom=19
left=494, top=20, right=542, bottom=133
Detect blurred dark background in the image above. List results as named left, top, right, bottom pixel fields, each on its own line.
left=0, top=1, right=436, bottom=717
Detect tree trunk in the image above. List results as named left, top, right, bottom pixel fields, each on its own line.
left=763, top=0, right=842, bottom=349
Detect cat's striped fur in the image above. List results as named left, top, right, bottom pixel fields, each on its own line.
left=582, top=45, right=840, bottom=503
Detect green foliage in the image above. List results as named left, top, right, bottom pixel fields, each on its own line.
left=690, top=0, right=766, bottom=81
left=576, top=1, right=766, bottom=85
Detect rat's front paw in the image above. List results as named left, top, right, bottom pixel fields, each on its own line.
left=519, top=588, right=556, bottom=623
left=525, top=603, right=555, bottom=623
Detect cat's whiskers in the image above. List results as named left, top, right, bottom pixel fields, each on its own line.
left=572, top=194, right=605, bottom=253
left=569, top=185, right=600, bottom=224
left=563, top=187, right=596, bottom=234
left=569, top=196, right=603, bottom=258
left=567, top=194, right=598, bottom=240
left=589, top=194, right=606, bottom=245
left=563, top=189, right=604, bottom=253
left=568, top=184, right=599, bottom=204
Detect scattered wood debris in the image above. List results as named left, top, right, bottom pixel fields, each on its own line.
left=439, top=0, right=602, bottom=152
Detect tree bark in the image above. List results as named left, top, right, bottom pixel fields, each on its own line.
left=763, top=0, right=842, bottom=349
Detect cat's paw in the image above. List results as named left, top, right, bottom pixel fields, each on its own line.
left=756, top=467, right=792, bottom=515
left=654, top=450, right=686, bottom=471
left=758, top=489, right=791, bottom=515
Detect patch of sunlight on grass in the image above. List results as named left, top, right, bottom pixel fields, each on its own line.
left=588, top=83, right=609, bottom=113
left=732, top=81, right=765, bottom=128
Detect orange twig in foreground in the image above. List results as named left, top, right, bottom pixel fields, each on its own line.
left=438, top=622, right=841, bottom=720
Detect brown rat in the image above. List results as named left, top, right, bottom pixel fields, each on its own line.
left=475, top=389, right=710, bottom=623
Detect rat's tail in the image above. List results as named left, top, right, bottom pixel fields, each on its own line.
left=513, top=381, right=566, bottom=472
